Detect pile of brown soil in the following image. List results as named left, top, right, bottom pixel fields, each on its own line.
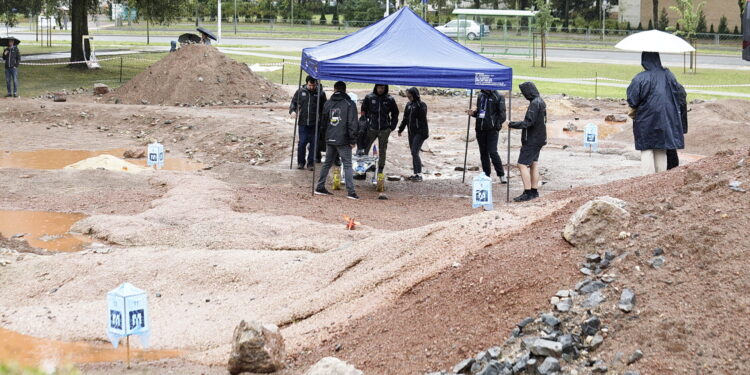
left=285, top=147, right=750, bottom=375
left=107, top=44, right=286, bottom=106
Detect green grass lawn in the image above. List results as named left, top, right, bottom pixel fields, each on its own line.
left=9, top=48, right=749, bottom=101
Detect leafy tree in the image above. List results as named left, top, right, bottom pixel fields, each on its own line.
left=648, top=18, right=653, bottom=30
left=130, top=0, right=185, bottom=43
left=696, top=9, right=706, bottom=32
left=718, top=15, right=728, bottom=34
left=340, top=0, right=381, bottom=22
left=652, top=0, right=658, bottom=31
left=69, top=0, right=99, bottom=66
left=637, top=21, right=643, bottom=30
left=709, top=23, right=714, bottom=33
left=659, top=7, right=669, bottom=30
left=533, top=0, right=556, bottom=68
left=669, top=0, right=704, bottom=71
left=734, top=25, right=740, bottom=34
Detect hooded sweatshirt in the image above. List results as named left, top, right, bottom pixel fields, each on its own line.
left=289, top=84, right=327, bottom=127
left=626, top=52, right=684, bottom=151
left=361, top=84, right=399, bottom=131
left=509, top=82, right=547, bottom=147
left=398, top=87, right=429, bottom=139
left=472, top=89, right=506, bottom=132
left=320, top=91, right=359, bottom=146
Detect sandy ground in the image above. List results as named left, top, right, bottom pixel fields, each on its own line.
left=1, top=84, right=748, bottom=374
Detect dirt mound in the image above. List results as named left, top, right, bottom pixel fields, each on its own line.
left=611, top=99, right=750, bottom=156
left=107, top=44, right=285, bottom=106
left=287, top=147, right=750, bottom=375
left=64, top=154, right=147, bottom=174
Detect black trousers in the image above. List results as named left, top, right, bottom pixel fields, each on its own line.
left=476, top=129, right=504, bottom=177
left=667, top=149, right=679, bottom=170
left=408, top=132, right=427, bottom=174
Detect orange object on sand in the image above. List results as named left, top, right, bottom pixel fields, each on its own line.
left=342, top=215, right=361, bottom=230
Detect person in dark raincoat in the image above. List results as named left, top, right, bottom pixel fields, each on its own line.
left=509, top=82, right=547, bottom=202
left=398, top=87, right=429, bottom=181
left=626, top=52, right=685, bottom=175
left=359, top=84, right=399, bottom=174
left=667, top=83, right=688, bottom=170
left=466, top=89, right=508, bottom=184
left=289, top=75, right=327, bottom=170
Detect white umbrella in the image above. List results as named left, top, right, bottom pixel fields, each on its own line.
left=615, top=30, right=695, bottom=53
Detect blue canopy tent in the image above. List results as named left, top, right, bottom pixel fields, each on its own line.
left=291, top=7, right=515, bottom=199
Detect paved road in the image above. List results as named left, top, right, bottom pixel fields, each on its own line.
left=12, top=31, right=750, bottom=69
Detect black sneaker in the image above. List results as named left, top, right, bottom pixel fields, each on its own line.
left=412, top=175, right=423, bottom=182
left=530, top=189, right=539, bottom=198
left=12, top=94, right=17, bottom=98
left=307, top=165, right=315, bottom=171
left=334, top=159, right=342, bottom=167
left=347, top=192, right=360, bottom=200
left=314, top=188, right=333, bottom=196
left=500, top=175, right=508, bottom=184
left=297, top=163, right=305, bottom=170
left=513, top=192, right=533, bottom=202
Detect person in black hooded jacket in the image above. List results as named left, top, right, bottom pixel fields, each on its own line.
left=667, top=82, right=688, bottom=170
left=289, top=75, right=327, bottom=170
left=467, top=89, right=507, bottom=183
left=359, top=84, right=399, bottom=174
left=398, top=87, right=429, bottom=181
left=509, top=81, right=547, bottom=202
left=627, top=52, right=684, bottom=175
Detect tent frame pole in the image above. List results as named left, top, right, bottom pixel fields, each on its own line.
left=311, top=79, right=322, bottom=196
left=506, top=88, right=512, bottom=203
left=461, top=89, right=474, bottom=184
left=289, top=67, right=303, bottom=169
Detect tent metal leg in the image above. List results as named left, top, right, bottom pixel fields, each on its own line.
left=289, top=67, right=303, bottom=169
left=507, top=89, right=512, bottom=203
left=461, top=89, right=474, bottom=184
left=311, top=80, right=322, bottom=196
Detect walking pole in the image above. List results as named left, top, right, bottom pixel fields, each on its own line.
left=506, top=88, right=512, bottom=203
left=289, top=67, right=303, bottom=169
left=461, top=89, right=474, bottom=184
left=311, top=79, right=321, bottom=196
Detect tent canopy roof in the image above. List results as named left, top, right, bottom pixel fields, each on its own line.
left=301, top=7, right=512, bottom=90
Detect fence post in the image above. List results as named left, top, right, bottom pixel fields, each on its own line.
left=281, top=59, right=285, bottom=85
left=595, top=72, right=598, bottom=98
left=119, top=57, right=123, bottom=83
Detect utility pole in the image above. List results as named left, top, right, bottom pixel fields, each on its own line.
left=217, top=0, right=222, bottom=43
left=234, top=0, right=237, bottom=33
left=601, top=0, right=605, bottom=40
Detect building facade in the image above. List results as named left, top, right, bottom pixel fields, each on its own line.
left=618, top=0, right=742, bottom=32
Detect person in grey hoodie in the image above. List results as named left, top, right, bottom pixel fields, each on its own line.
left=2, top=38, right=21, bottom=97
left=315, top=81, right=360, bottom=200
left=509, top=81, right=547, bottom=202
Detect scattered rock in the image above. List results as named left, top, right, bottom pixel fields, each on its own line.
left=227, top=320, right=285, bottom=374
left=618, top=288, right=636, bottom=312
left=581, top=316, right=601, bottom=337
left=649, top=256, right=666, bottom=269
left=577, top=279, right=606, bottom=294
left=627, top=349, right=643, bottom=365
left=592, top=359, right=608, bottom=373
left=563, top=196, right=630, bottom=248
left=141, top=99, right=150, bottom=105
left=729, top=181, right=746, bottom=192
left=556, top=300, right=572, bottom=312
left=537, top=357, right=560, bottom=374
left=581, top=290, right=606, bottom=308
left=304, top=357, right=363, bottom=375
left=527, top=339, right=563, bottom=357
left=653, top=248, right=664, bottom=256
left=454, top=166, right=465, bottom=171
left=589, top=334, right=604, bottom=350
left=53, top=93, right=67, bottom=102
left=93, top=83, right=110, bottom=95
left=541, top=313, right=560, bottom=328
left=377, top=194, right=389, bottom=200
left=452, top=358, right=475, bottom=374
left=605, top=114, right=628, bottom=122
left=123, top=149, right=146, bottom=159
left=386, top=175, right=402, bottom=181
left=518, top=317, right=535, bottom=329
left=467, top=166, right=480, bottom=171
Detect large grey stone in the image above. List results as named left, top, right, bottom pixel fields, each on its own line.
left=556, top=299, right=572, bottom=312
left=627, top=349, right=644, bottom=365
left=581, top=316, right=601, bottom=337
left=581, top=291, right=606, bottom=308
left=649, top=256, right=666, bottom=269
left=227, top=320, right=285, bottom=374
left=476, top=361, right=502, bottom=375
left=452, top=358, right=475, bottom=374
left=528, top=339, right=563, bottom=357
left=578, top=280, right=606, bottom=294
left=541, top=313, right=561, bottom=328
left=589, top=334, right=604, bottom=350
left=303, top=357, right=363, bottom=375
left=619, top=289, right=636, bottom=312
left=562, top=197, right=630, bottom=247
left=536, top=357, right=561, bottom=374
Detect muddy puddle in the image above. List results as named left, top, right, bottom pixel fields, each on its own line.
left=0, top=327, right=180, bottom=368
left=0, top=149, right=204, bottom=172
left=0, top=211, right=90, bottom=252
left=547, top=119, right=628, bottom=141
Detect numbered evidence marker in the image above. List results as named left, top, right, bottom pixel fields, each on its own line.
left=583, top=123, right=599, bottom=153
left=472, top=173, right=493, bottom=211
left=147, top=142, right=165, bottom=169
left=107, top=282, right=150, bottom=349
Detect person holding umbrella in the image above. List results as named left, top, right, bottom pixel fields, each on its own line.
left=616, top=31, right=692, bottom=175
left=2, top=37, right=21, bottom=98
left=197, top=27, right=216, bottom=45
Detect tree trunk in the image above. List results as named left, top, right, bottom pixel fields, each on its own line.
left=652, top=0, right=659, bottom=30
left=70, top=0, right=90, bottom=67
left=473, top=0, right=480, bottom=9
left=564, top=0, right=569, bottom=30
